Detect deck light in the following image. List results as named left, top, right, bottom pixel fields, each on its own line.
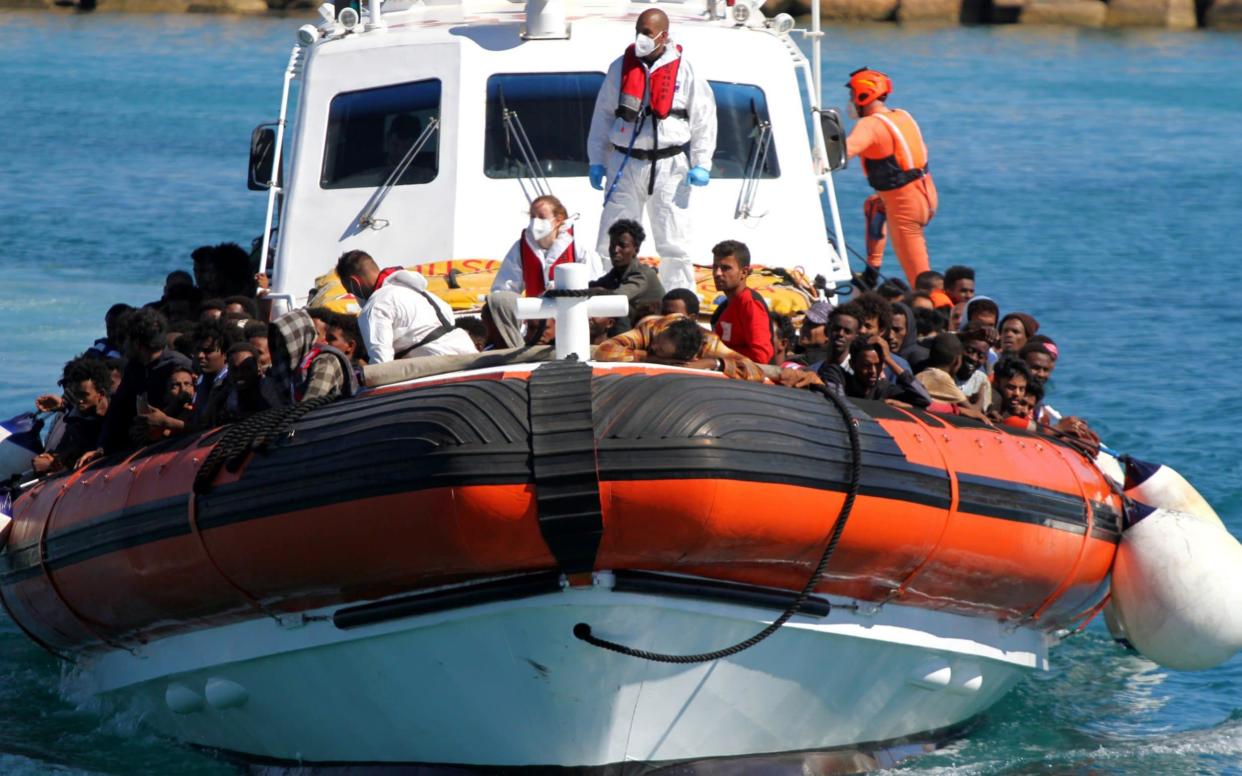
left=338, top=6, right=361, bottom=29
left=297, top=24, right=321, bottom=45
left=731, top=2, right=750, bottom=23
left=771, top=12, right=795, bottom=34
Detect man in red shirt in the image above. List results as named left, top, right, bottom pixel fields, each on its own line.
left=709, top=240, right=774, bottom=365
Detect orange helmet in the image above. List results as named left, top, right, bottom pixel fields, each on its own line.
left=846, top=67, right=892, bottom=107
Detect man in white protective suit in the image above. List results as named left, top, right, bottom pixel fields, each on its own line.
left=587, top=8, right=717, bottom=293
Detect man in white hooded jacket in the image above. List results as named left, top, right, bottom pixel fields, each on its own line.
left=335, top=250, right=477, bottom=364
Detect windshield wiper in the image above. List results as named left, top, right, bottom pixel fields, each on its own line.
left=499, top=87, right=553, bottom=203
left=357, top=116, right=441, bottom=230
left=735, top=99, right=773, bottom=220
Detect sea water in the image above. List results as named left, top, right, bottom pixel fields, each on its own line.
left=0, top=11, right=1239, bottom=774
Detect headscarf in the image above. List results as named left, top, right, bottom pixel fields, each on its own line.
left=267, top=309, right=355, bottom=404
left=483, top=291, right=525, bottom=350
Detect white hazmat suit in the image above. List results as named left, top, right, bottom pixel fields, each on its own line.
left=587, top=43, right=716, bottom=292
left=359, top=269, right=477, bottom=363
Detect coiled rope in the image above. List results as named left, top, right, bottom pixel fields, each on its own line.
left=193, top=393, right=339, bottom=495
left=572, top=383, right=863, bottom=663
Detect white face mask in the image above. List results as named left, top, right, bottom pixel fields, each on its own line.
left=529, top=217, right=554, bottom=243
left=634, top=33, right=659, bottom=58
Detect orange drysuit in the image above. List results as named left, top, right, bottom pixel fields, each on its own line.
left=847, top=109, right=938, bottom=286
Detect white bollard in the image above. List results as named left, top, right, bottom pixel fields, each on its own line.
left=514, top=263, right=628, bottom=362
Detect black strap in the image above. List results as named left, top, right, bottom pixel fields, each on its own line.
left=394, top=287, right=455, bottom=359
left=612, top=144, right=689, bottom=162
left=527, top=360, right=604, bottom=576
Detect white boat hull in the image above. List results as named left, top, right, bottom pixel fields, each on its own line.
left=75, top=584, right=1047, bottom=769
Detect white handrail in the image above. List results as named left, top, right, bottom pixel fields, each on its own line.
left=784, top=32, right=848, bottom=274
left=259, top=45, right=302, bottom=278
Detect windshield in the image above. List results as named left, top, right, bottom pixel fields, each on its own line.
left=483, top=75, right=778, bottom=179
left=485, top=72, right=605, bottom=179
left=710, top=81, right=780, bottom=179
left=322, top=79, right=442, bottom=189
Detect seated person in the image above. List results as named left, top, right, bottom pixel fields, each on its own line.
left=480, top=292, right=524, bottom=350
left=915, top=334, right=990, bottom=423
left=795, top=300, right=833, bottom=367
left=587, top=219, right=665, bottom=330
left=325, top=312, right=366, bottom=366
left=956, top=327, right=993, bottom=412
left=819, top=335, right=931, bottom=407
left=888, top=301, right=928, bottom=373
left=989, top=357, right=1032, bottom=426
left=336, top=250, right=476, bottom=362
left=709, top=240, right=774, bottom=366
left=491, top=194, right=603, bottom=297
left=454, top=317, right=489, bottom=352
left=660, top=288, right=700, bottom=318
left=998, top=312, right=1039, bottom=357
left=244, top=320, right=273, bottom=373
left=595, top=313, right=765, bottom=382
left=91, top=307, right=193, bottom=461
left=133, top=366, right=198, bottom=440
left=31, top=358, right=112, bottom=474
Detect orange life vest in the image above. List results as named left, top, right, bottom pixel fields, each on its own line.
left=617, top=45, right=685, bottom=123
left=861, top=109, right=930, bottom=192
left=520, top=227, right=576, bottom=297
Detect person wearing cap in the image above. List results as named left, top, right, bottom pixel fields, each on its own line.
left=587, top=8, right=717, bottom=293
left=844, top=67, right=938, bottom=288
left=998, top=312, right=1039, bottom=357
left=797, top=299, right=834, bottom=366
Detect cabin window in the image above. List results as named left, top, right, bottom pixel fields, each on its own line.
left=709, top=82, right=780, bottom=179
left=321, top=79, right=442, bottom=189
left=484, top=72, right=606, bottom=179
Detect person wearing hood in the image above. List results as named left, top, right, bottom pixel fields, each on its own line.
left=336, top=250, right=477, bottom=364
left=587, top=8, right=716, bottom=292
left=887, top=301, right=929, bottom=372
left=492, top=195, right=604, bottom=297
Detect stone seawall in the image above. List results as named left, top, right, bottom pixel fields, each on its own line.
left=768, top=0, right=1240, bottom=28
left=7, top=0, right=1239, bottom=29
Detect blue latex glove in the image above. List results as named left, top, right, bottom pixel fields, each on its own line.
left=589, top=164, right=606, bottom=191
left=687, top=166, right=710, bottom=187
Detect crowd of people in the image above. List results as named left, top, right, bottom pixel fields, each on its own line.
left=16, top=210, right=1096, bottom=485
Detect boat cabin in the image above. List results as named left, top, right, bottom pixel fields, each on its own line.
left=251, top=0, right=852, bottom=313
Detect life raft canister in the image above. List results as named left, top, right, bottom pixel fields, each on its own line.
left=520, top=227, right=575, bottom=297
left=617, top=44, right=685, bottom=122
left=862, top=109, right=930, bottom=192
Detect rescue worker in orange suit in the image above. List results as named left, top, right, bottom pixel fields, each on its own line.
left=845, top=68, right=938, bottom=289
left=587, top=8, right=717, bottom=293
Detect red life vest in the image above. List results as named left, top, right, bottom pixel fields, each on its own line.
left=617, top=44, right=684, bottom=122
left=373, top=266, right=403, bottom=290
left=520, top=227, right=575, bottom=297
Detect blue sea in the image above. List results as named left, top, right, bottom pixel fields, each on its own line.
left=0, top=10, right=1239, bottom=774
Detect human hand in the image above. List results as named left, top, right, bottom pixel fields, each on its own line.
left=31, top=453, right=56, bottom=475
left=589, top=164, right=606, bottom=191
left=687, top=166, right=710, bottom=186
left=35, top=394, right=64, bottom=413
left=775, top=368, right=824, bottom=389
left=75, top=449, right=103, bottom=470
left=870, top=334, right=893, bottom=362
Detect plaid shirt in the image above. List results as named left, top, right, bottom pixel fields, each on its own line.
left=269, top=309, right=353, bottom=403
left=594, top=314, right=765, bottom=382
